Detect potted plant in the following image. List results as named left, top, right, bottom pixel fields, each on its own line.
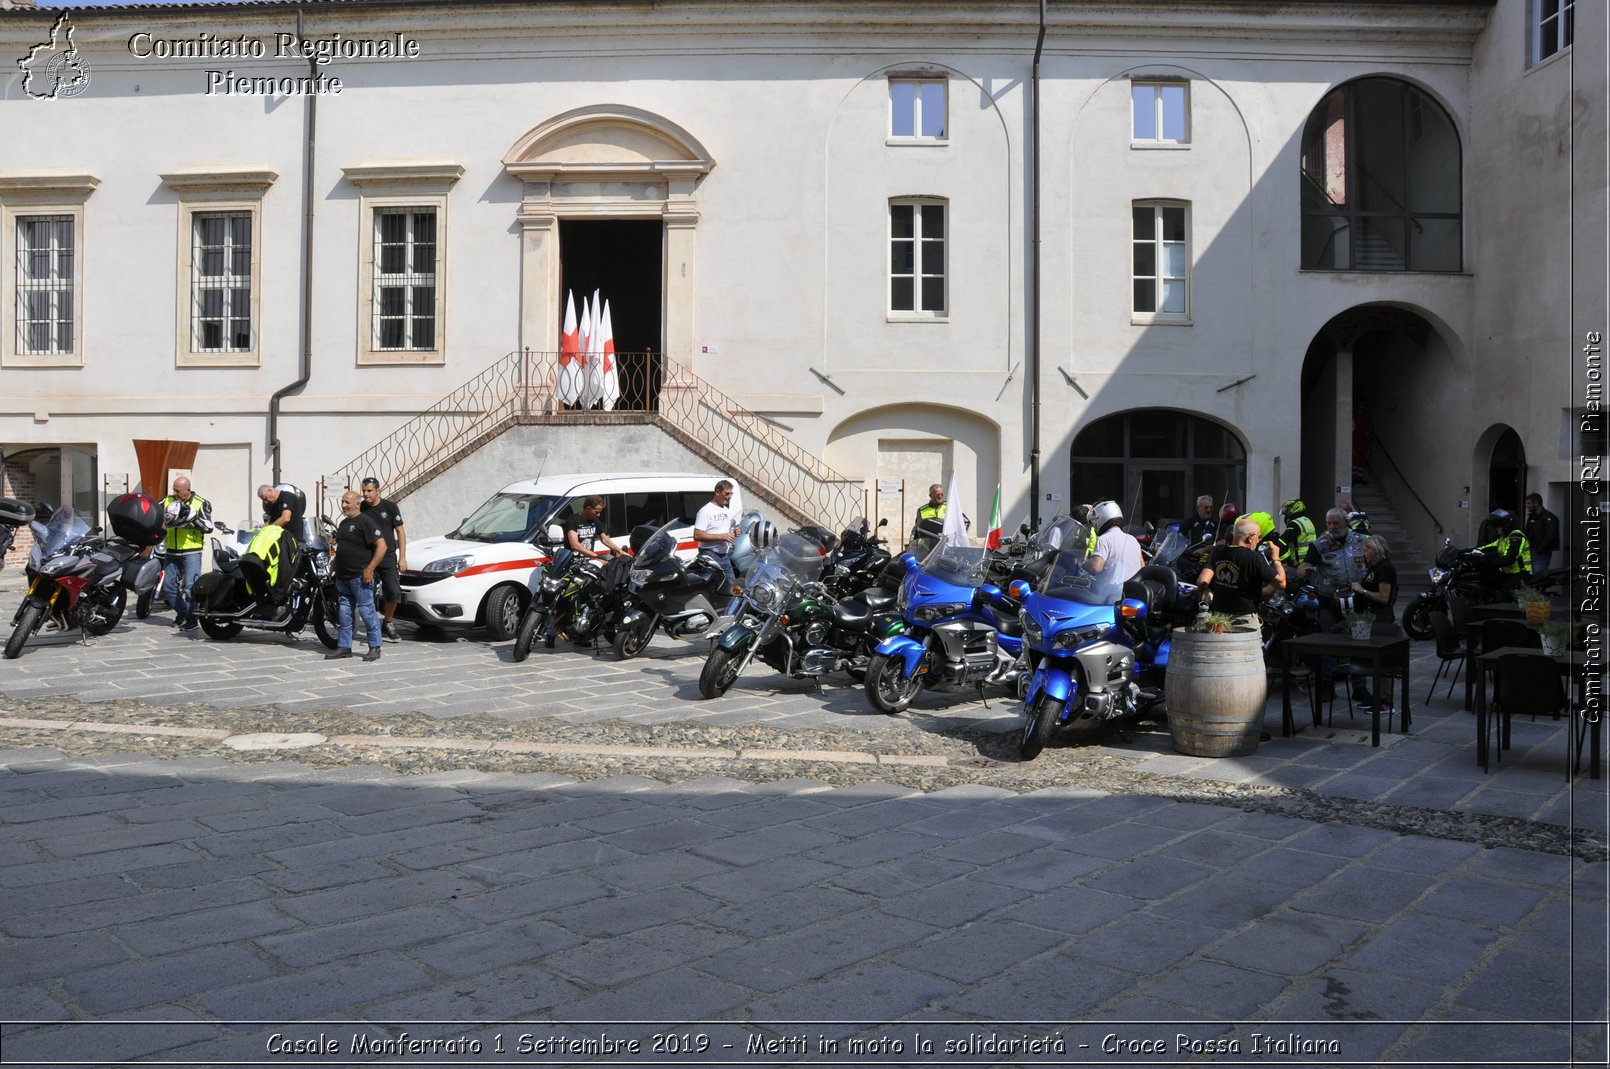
left=1515, top=584, right=1551, bottom=627
left=1341, top=611, right=1376, bottom=641
left=1539, top=620, right=1573, bottom=656
left=1164, top=612, right=1267, bottom=758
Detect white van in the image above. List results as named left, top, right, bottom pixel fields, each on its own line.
left=400, top=472, right=739, bottom=639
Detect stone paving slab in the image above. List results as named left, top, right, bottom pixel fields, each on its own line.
left=0, top=751, right=1603, bottom=1067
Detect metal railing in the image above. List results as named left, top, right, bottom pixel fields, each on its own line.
left=1366, top=429, right=1443, bottom=537
left=323, top=349, right=866, bottom=530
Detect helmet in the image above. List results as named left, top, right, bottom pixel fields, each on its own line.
left=1090, top=500, right=1124, bottom=533
left=1347, top=511, right=1370, bottom=535
left=752, top=520, right=778, bottom=550
left=1242, top=511, right=1277, bottom=538
left=1281, top=498, right=1308, bottom=519
left=1218, top=503, right=1241, bottom=525
left=1488, top=508, right=1513, bottom=531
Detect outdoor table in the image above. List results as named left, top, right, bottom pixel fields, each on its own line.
left=1473, top=647, right=1600, bottom=778
left=1466, top=603, right=1526, bottom=623
left=1280, top=630, right=1411, bottom=747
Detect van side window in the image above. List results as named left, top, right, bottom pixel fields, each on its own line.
left=674, top=491, right=707, bottom=525
left=619, top=492, right=666, bottom=533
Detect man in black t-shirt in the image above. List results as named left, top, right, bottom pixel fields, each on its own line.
left=359, top=476, right=407, bottom=642
left=258, top=483, right=308, bottom=539
left=329, top=490, right=386, bottom=662
left=1196, top=518, right=1284, bottom=630
left=562, top=496, right=622, bottom=560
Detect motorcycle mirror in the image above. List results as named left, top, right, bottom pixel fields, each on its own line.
left=979, top=583, right=1003, bottom=604
left=876, top=517, right=888, bottom=528
left=1007, top=579, right=1031, bottom=601
left=898, top=552, right=919, bottom=574
left=546, top=523, right=565, bottom=545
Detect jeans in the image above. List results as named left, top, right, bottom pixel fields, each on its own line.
left=162, top=550, right=202, bottom=624
left=1532, top=552, right=1553, bottom=575
left=336, top=575, right=382, bottom=651
left=700, top=549, right=736, bottom=589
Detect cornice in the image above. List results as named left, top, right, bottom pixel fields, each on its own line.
left=158, top=167, right=279, bottom=195
left=0, top=172, right=100, bottom=201
left=341, top=161, right=465, bottom=190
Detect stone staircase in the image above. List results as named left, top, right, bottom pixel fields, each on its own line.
left=1346, top=477, right=1433, bottom=595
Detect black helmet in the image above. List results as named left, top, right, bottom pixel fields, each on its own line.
left=1489, top=508, right=1513, bottom=530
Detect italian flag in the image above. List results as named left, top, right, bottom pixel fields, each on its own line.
left=985, top=484, right=1003, bottom=549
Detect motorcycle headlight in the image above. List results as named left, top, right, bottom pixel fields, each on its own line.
left=1051, top=624, right=1107, bottom=651
left=750, top=581, right=780, bottom=612
left=424, top=555, right=473, bottom=575
left=1428, top=567, right=1446, bottom=583
left=913, top=601, right=968, bottom=624
left=1021, top=613, right=1044, bottom=646
left=540, top=575, right=561, bottom=593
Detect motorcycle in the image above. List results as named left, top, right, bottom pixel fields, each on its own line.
left=821, top=516, right=892, bottom=599
left=863, top=529, right=1028, bottom=716
left=699, top=525, right=901, bottom=698
left=510, top=548, right=634, bottom=660
left=188, top=518, right=339, bottom=648
left=608, top=511, right=768, bottom=661
left=0, top=496, right=31, bottom=570
left=135, top=542, right=169, bottom=620
left=4, top=498, right=164, bottom=660
left=1401, top=539, right=1513, bottom=640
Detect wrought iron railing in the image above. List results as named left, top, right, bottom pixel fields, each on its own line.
left=322, top=349, right=866, bottom=530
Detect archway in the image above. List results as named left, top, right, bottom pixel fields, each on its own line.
left=1068, top=410, right=1245, bottom=527
left=1487, top=426, right=1526, bottom=516
left=825, top=404, right=1000, bottom=540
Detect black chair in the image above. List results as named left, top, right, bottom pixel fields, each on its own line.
left=1447, top=590, right=1472, bottom=633
left=1487, top=653, right=1568, bottom=775
left=1479, top=618, right=1540, bottom=655
left=1426, top=610, right=1467, bottom=703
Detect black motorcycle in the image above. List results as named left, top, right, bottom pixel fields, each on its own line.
left=1401, top=539, right=1513, bottom=640
left=188, top=519, right=339, bottom=647
left=510, top=549, right=633, bottom=660
left=0, top=495, right=30, bottom=568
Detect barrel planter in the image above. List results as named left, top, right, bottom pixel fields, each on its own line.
left=1163, top=626, right=1268, bottom=757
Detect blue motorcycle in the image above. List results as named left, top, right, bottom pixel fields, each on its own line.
left=863, top=531, right=1026, bottom=715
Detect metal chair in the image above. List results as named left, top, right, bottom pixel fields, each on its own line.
left=1488, top=653, right=1568, bottom=775
left=1425, top=610, right=1467, bottom=702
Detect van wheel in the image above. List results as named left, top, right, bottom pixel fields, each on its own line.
left=483, top=586, right=523, bottom=641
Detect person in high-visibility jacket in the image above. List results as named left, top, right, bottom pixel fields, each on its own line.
left=1280, top=498, right=1317, bottom=563
left=1478, top=509, right=1532, bottom=584
left=159, top=476, right=212, bottom=633
left=916, top=483, right=946, bottom=524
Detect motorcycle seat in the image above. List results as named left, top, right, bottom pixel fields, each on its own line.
left=833, top=599, right=875, bottom=627
left=860, top=587, right=896, bottom=611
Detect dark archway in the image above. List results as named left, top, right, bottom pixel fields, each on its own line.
left=1488, top=427, right=1526, bottom=516
left=1069, top=411, right=1245, bottom=527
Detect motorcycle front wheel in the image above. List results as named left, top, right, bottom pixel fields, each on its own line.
left=512, top=608, right=549, bottom=663
left=612, top=620, right=652, bottom=660
left=865, top=652, right=924, bottom=715
left=311, top=598, right=339, bottom=650
left=199, top=617, right=243, bottom=640
left=82, top=589, right=126, bottom=636
left=1019, top=692, right=1057, bottom=761
left=4, top=602, right=43, bottom=659
left=135, top=590, right=154, bottom=619
left=1400, top=599, right=1436, bottom=642
left=698, top=645, right=743, bottom=699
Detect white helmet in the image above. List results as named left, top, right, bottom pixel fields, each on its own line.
left=1091, top=500, right=1124, bottom=533
left=752, top=520, right=778, bottom=550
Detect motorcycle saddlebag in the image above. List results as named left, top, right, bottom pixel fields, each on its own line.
left=107, top=492, right=166, bottom=546
left=120, top=556, right=162, bottom=595
left=190, top=571, right=235, bottom=611
left=0, top=496, right=32, bottom=527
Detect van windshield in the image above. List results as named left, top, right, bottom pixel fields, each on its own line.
left=450, top=494, right=563, bottom=543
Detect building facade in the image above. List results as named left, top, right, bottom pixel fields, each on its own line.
left=0, top=0, right=1602, bottom=563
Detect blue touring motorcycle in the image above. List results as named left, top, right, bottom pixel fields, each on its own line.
left=863, top=531, right=1027, bottom=715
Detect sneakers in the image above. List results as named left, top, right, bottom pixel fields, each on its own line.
left=382, top=623, right=400, bottom=643
left=362, top=647, right=382, bottom=662
left=325, top=648, right=352, bottom=660
left=179, top=619, right=200, bottom=634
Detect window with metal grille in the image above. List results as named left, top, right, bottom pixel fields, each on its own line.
left=373, top=207, right=437, bottom=350
left=15, top=216, right=73, bottom=355
left=890, top=199, right=946, bottom=315
left=1132, top=202, right=1189, bottom=319
left=191, top=212, right=252, bottom=352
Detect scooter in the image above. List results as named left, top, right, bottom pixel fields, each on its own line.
left=863, top=530, right=1027, bottom=715
left=188, top=518, right=340, bottom=647
left=608, top=512, right=769, bottom=660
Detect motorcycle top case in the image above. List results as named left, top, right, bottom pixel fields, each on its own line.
left=121, top=556, right=162, bottom=595
left=108, top=493, right=166, bottom=546
left=0, top=496, right=32, bottom=527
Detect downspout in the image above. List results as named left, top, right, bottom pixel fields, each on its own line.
left=268, top=7, right=318, bottom=482
left=1028, top=0, right=1046, bottom=528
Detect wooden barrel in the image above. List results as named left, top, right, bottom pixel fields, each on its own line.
left=1164, top=627, right=1268, bottom=757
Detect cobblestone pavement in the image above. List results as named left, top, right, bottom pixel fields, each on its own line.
left=0, top=580, right=1606, bottom=1066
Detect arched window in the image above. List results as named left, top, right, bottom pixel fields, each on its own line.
left=1070, top=411, right=1245, bottom=526
left=1300, top=77, right=1461, bottom=272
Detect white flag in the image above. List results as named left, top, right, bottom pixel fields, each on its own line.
left=941, top=470, right=969, bottom=548
left=600, top=300, right=620, bottom=410
left=558, top=289, right=580, bottom=405
left=582, top=289, right=605, bottom=408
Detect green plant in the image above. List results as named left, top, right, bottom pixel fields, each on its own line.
left=1515, top=584, right=1548, bottom=605
left=1340, top=611, right=1376, bottom=632
left=1540, top=621, right=1574, bottom=647
left=1194, top=612, right=1235, bottom=634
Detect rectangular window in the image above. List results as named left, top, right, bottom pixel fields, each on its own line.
left=372, top=207, right=438, bottom=351
left=890, top=200, right=946, bottom=316
left=191, top=211, right=253, bottom=352
left=1132, top=202, right=1189, bottom=320
left=1532, top=0, right=1574, bottom=65
left=15, top=216, right=74, bottom=355
left=889, top=78, right=947, bottom=140
left=1132, top=82, right=1188, bottom=144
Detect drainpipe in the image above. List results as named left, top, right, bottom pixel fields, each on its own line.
left=1028, top=0, right=1046, bottom=528
left=268, top=7, right=318, bottom=483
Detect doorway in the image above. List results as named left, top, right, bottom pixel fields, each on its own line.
left=560, top=220, right=663, bottom=409
left=1488, top=427, right=1525, bottom=514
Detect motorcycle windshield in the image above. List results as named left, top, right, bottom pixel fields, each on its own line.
left=1038, top=523, right=1115, bottom=605
left=1148, top=529, right=1190, bottom=569
left=743, top=531, right=830, bottom=597
left=634, top=520, right=683, bottom=569
left=1032, top=516, right=1086, bottom=555
left=916, top=534, right=993, bottom=590
left=36, top=508, right=89, bottom=556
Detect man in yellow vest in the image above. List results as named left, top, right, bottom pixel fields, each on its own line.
left=1478, top=509, right=1532, bottom=587
left=1280, top=498, right=1317, bottom=563
left=916, top=483, right=946, bottom=524
left=159, top=476, right=212, bottom=632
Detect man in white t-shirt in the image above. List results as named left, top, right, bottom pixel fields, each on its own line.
left=1086, top=499, right=1143, bottom=596
left=694, top=480, right=738, bottom=586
